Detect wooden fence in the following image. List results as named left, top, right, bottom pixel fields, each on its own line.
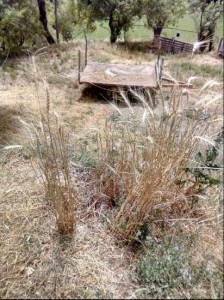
left=217, top=37, right=224, bottom=58
left=149, top=37, right=194, bottom=54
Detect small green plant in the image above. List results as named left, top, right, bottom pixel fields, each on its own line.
left=8, top=69, right=18, bottom=80
left=170, top=62, right=223, bottom=80
left=70, top=136, right=98, bottom=168
left=138, top=237, right=193, bottom=289
left=47, top=75, right=72, bottom=86
left=137, top=234, right=223, bottom=298
left=85, top=107, right=94, bottom=115
left=74, top=150, right=97, bottom=168
left=109, top=111, right=122, bottom=122
left=184, top=107, right=210, bottom=121
left=184, top=128, right=223, bottom=194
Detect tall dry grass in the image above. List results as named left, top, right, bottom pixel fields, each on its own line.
left=35, top=110, right=76, bottom=235
left=94, top=84, right=222, bottom=243
left=30, top=57, right=76, bottom=236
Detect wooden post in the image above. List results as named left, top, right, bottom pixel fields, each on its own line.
left=155, top=59, right=159, bottom=83
left=84, top=28, right=88, bottom=67
left=78, top=50, right=81, bottom=83
left=150, top=88, right=156, bottom=108
left=155, top=57, right=163, bottom=83
left=160, top=58, right=164, bottom=80
left=171, top=38, right=175, bottom=54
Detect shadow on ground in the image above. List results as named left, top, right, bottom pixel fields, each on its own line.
left=116, top=41, right=150, bottom=53
left=0, top=105, right=23, bottom=146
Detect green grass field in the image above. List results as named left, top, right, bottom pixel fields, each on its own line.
left=84, top=14, right=223, bottom=45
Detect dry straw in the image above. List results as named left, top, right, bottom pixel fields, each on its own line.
left=31, top=59, right=76, bottom=235
left=94, top=84, right=221, bottom=243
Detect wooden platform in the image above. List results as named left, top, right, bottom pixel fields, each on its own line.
left=79, top=63, right=158, bottom=88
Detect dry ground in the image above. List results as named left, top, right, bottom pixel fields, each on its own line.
left=0, top=41, right=223, bottom=299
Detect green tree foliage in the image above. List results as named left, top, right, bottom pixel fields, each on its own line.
left=188, top=0, right=223, bottom=52
left=57, top=0, right=93, bottom=41
left=85, top=0, right=143, bottom=43
left=143, top=0, right=186, bottom=39
left=0, top=0, right=42, bottom=54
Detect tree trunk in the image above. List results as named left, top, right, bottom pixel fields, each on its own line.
left=198, top=7, right=207, bottom=53
left=198, top=30, right=208, bottom=53
left=208, top=27, right=214, bottom=52
left=37, top=0, right=55, bottom=44
left=153, top=22, right=164, bottom=40
left=18, top=34, right=25, bottom=47
left=110, top=30, right=119, bottom=44
left=208, top=40, right=214, bottom=52
left=109, top=14, right=121, bottom=44
left=54, top=0, right=59, bottom=43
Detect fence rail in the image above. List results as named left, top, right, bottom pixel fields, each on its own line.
left=149, top=37, right=194, bottom=54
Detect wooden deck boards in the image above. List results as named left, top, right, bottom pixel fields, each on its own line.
left=79, top=63, right=158, bottom=88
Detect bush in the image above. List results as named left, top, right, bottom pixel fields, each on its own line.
left=0, top=0, right=43, bottom=56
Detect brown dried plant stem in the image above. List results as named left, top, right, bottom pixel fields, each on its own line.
left=109, top=87, right=211, bottom=242
left=36, top=84, right=76, bottom=235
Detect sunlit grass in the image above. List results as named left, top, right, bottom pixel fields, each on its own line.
left=84, top=14, right=223, bottom=45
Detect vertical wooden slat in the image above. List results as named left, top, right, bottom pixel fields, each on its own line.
left=78, top=50, right=81, bottom=83
left=84, top=29, right=88, bottom=67
left=156, top=37, right=193, bottom=54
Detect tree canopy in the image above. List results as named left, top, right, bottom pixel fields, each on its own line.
left=0, top=0, right=223, bottom=56
left=188, top=0, right=223, bottom=51
left=85, top=0, right=143, bottom=43
left=58, top=0, right=94, bottom=41
left=0, top=0, right=42, bottom=53
left=142, top=0, right=186, bottom=38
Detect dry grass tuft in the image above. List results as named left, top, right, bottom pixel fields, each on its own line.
left=0, top=105, right=29, bottom=146
left=0, top=157, right=137, bottom=299
left=33, top=82, right=76, bottom=235
left=93, top=85, right=222, bottom=243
